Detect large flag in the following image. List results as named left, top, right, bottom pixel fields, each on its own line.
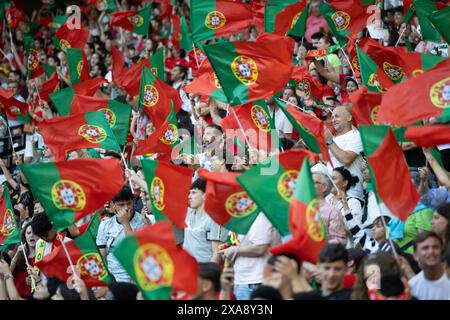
left=114, top=59, right=151, bottom=97
left=0, top=89, right=29, bottom=121
left=110, top=4, right=152, bottom=35
left=359, top=126, right=420, bottom=221
left=412, top=0, right=443, bottom=42
left=170, top=15, right=192, bottom=52
left=150, top=49, right=166, bottom=82
left=141, top=159, right=193, bottom=228
left=87, top=0, right=116, bottom=13
left=349, top=87, right=383, bottom=126
left=205, top=36, right=294, bottom=105
left=138, top=67, right=182, bottom=128
left=113, top=222, right=198, bottom=300
left=265, top=1, right=308, bottom=36
left=220, top=99, right=278, bottom=151
left=190, top=0, right=253, bottom=42
left=62, top=95, right=132, bottom=146
left=270, top=158, right=326, bottom=263
left=275, top=98, right=331, bottom=163
left=198, top=169, right=260, bottom=235
left=401, top=51, right=446, bottom=77
left=111, top=46, right=126, bottom=82
left=35, top=227, right=113, bottom=287
left=21, top=158, right=124, bottom=231
left=319, top=0, right=370, bottom=45
left=290, top=66, right=325, bottom=103
left=0, top=187, right=21, bottom=246
left=66, top=48, right=90, bottom=85
left=39, top=111, right=121, bottom=161
left=49, top=77, right=107, bottom=115
left=236, top=149, right=319, bottom=236
left=39, top=71, right=60, bottom=102
left=404, top=125, right=450, bottom=147
left=378, top=58, right=450, bottom=126
left=428, top=5, right=450, bottom=45
left=24, top=35, right=45, bottom=79
left=55, top=22, right=89, bottom=52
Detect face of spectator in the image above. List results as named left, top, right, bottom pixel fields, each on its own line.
left=361, top=161, right=371, bottom=182
left=25, top=225, right=37, bottom=249
left=84, top=44, right=93, bottom=55
left=112, top=200, right=133, bottom=218
left=312, top=174, right=327, bottom=198
left=311, top=37, right=320, bottom=49
left=414, top=236, right=443, bottom=269
left=394, top=12, right=404, bottom=26
left=202, top=127, right=221, bottom=149
left=319, top=260, right=347, bottom=293
left=331, top=170, right=348, bottom=192
left=47, top=56, right=56, bottom=66
left=310, top=1, right=321, bottom=17
left=8, top=82, right=19, bottom=95
left=90, top=53, right=100, bottom=66
left=331, top=107, right=352, bottom=133
left=8, top=72, right=18, bottom=82
left=431, top=211, right=448, bottom=239
left=346, top=80, right=358, bottom=95
left=287, top=96, right=298, bottom=106
left=171, top=66, right=184, bottom=82
left=316, top=37, right=329, bottom=50
left=189, top=189, right=205, bottom=209
left=371, top=220, right=386, bottom=242
left=310, top=68, right=320, bottom=81
left=282, top=88, right=295, bottom=101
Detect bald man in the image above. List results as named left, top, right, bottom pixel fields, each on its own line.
left=324, top=106, right=364, bottom=201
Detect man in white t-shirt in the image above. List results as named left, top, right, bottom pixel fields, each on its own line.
left=265, top=97, right=293, bottom=139
left=408, top=231, right=450, bottom=300
left=218, top=213, right=280, bottom=300
left=325, top=107, right=364, bottom=200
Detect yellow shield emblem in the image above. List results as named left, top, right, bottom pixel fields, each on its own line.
left=382, top=62, right=403, bottom=81
left=99, top=108, right=117, bottom=127
left=205, top=11, right=226, bottom=30
left=1, top=209, right=16, bottom=237
left=305, top=199, right=324, bottom=242
left=225, top=192, right=256, bottom=218
left=277, top=170, right=299, bottom=202
left=150, top=177, right=165, bottom=211
left=78, top=124, right=108, bottom=143
left=77, top=252, right=108, bottom=280
left=429, top=77, right=450, bottom=109
left=231, top=55, right=258, bottom=86
left=160, top=124, right=179, bottom=145
left=143, top=85, right=159, bottom=108
left=250, top=105, right=270, bottom=132
left=51, top=179, right=86, bottom=211
left=332, top=11, right=350, bottom=31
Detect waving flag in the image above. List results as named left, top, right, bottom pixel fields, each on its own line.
left=265, top=1, right=308, bottom=36
left=39, top=71, right=60, bottom=102
left=290, top=66, right=325, bottom=103
left=67, top=48, right=90, bottom=85
left=114, top=59, right=151, bottom=97
left=110, top=4, right=152, bottom=35
left=55, top=22, right=89, bottom=52
left=404, top=125, right=450, bottom=147
left=428, top=5, right=450, bottom=45
left=24, top=36, right=45, bottom=79
left=21, top=159, right=124, bottom=231
left=0, top=89, right=29, bottom=121
left=171, top=15, right=192, bottom=52
left=349, top=87, right=383, bottom=126
left=0, top=188, right=21, bottom=246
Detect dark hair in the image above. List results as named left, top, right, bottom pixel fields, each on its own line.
left=174, top=64, right=188, bottom=80
left=251, top=285, right=283, bottom=300
left=380, top=273, right=405, bottom=297
left=199, top=262, right=222, bottom=292
left=436, top=202, right=450, bottom=220
left=333, top=166, right=359, bottom=191
left=280, top=138, right=295, bottom=151
left=347, top=248, right=367, bottom=272
left=15, top=223, right=33, bottom=272
left=58, top=283, right=81, bottom=300
left=311, top=31, right=324, bottom=41
left=206, top=124, right=223, bottom=134
left=191, top=178, right=206, bottom=192
left=0, top=251, right=11, bottom=265
left=372, top=215, right=392, bottom=227
left=319, top=243, right=349, bottom=264
left=267, top=253, right=302, bottom=272
left=345, top=76, right=359, bottom=89
left=112, top=185, right=133, bottom=203
left=413, top=231, right=444, bottom=251
left=31, top=212, right=53, bottom=239
left=107, top=282, right=138, bottom=300
left=444, top=244, right=450, bottom=266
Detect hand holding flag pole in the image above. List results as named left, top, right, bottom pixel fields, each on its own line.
left=19, top=242, right=37, bottom=291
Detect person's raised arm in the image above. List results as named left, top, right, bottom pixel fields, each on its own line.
left=423, top=147, right=450, bottom=190
left=0, top=260, right=22, bottom=300
left=324, top=128, right=358, bottom=166
left=312, top=58, right=339, bottom=84
left=0, top=159, right=18, bottom=190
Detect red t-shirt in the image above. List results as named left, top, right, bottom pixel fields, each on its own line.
left=14, top=257, right=35, bottom=296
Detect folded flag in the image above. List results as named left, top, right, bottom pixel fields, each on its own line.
left=404, top=125, right=450, bottom=147
left=349, top=87, right=383, bottom=126
left=24, top=35, right=45, bottom=79
left=55, top=22, right=89, bottom=52
left=110, top=4, right=152, bottom=35
left=0, top=187, right=21, bottom=246
left=66, top=48, right=90, bottom=85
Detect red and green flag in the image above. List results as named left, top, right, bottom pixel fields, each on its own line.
left=110, top=4, right=152, bottom=35
left=0, top=187, right=21, bottom=246
left=0, top=89, right=29, bottom=121
left=21, top=158, right=125, bottom=231
left=39, top=111, right=121, bottom=161
left=428, top=5, right=450, bottom=45
left=190, top=0, right=253, bottom=42
left=275, top=98, right=331, bottom=163
left=205, top=36, right=294, bottom=106
left=62, top=95, right=132, bottom=146
left=378, top=58, right=450, bottom=126
left=141, top=159, right=193, bottom=228
left=67, top=48, right=90, bottom=85
left=150, top=49, right=166, bottom=82
left=270, top=158, right=327, bottom=263
left=49, top=77, right=107, bottom=115
left=349, top=87, right=383, bottom=126
left=138, top=66, right=182, bottom=128
left=319, top=0, right=370, bottom=46
left=113, top=221, right=199, bottom=300
left=39, top=71, right=60, bottom=102
left=400, top=50, right=446, bottom=77
left=24, top=35, right=45, bottom=79
left=412, top=0, right=443, bottom=42
left=305, top=44, right=341, bottom=59
left=404, top=125, right=450, bottom=147
left=170, top=15, right=193, bottom=52
left=111, top=46, right=126, bottom=82
left=55, top=22, right=89, bottom=52
left=114, top=59, right=151, bottom=97
left=87, top=0, right=116, bottom=13
left=236, top=149, right=319, bottom=236
left=199, top=169, right=260, bottom=235
left=359, top=125, right=420, bottom=221
left=265, top=1, right=308, bottom=36
left=35, top=226, right=112, bottom=287
left=220, top=99, right=278, bottom=151
left=290, top=66, right=326, bottom=104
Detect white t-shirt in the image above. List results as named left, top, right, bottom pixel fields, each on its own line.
left=409, top=271, right=450, bottom=300
left=327, top=129, right=364, bottom=200
left=234, top=214, right=280, bottom=285
left=273, top=107, right=293, bottom=135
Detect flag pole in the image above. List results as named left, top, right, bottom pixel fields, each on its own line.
left=119, top=148, right=135, bottom=194
left=395, top=27, right=407, bottom=47
left=340, top=48, right=356, bottom=77
left=228, top=104, right=251, bottom=147
left=376, top=204, right=399, bottom=258
left=58, top=235, right=81, bottom=292
left=278, top=98, right=308, bottom=112
left=192, top=43, right=200, bottom=68
left=19, top=242, right=36, bottom=291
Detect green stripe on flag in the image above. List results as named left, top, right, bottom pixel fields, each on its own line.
left=50, top=86, right=76, bottom=116
left=359, top=125, right=390, bottom=157
left=84, top=111, right=121, bottom=153
left=151, top=49, right=166, bottom=82
left=107, top=100, right=132, bottom=146
left=428, top=6, right=450, bottom=45
left=190, top=0, right=217, bottom=42
left=141, top=160, right=170, bottom=223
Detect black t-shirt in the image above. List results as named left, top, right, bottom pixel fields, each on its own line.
left=403, top=147, right=426, bottom=168
left=293, top=288, right=352, bottom=300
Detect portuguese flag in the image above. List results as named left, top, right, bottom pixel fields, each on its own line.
left=141, top=159, right=193, bottom=228
left=39, top=111, right=121, bottom=161
left=401, top=51, right=446, bottom=77
left=305, top=45, right=340, bottom=59
left=111, top=46, right=126, bottom=82
left=113, top=221, right=199, bottom=300
left=24, top=36, right=45, bottom=79
left=150, top=49, right=166, bottom=82
left=275, top=98, right=331, bottom=163
left=220, top=100, right=278, bottom=151
left=39, top=71, right=60, bottom=102
left=205, top=36, right=294, bottom=106
left=35, top=226, right=112, bottom=287
left=0, top=187, right=21, bottom=246
left=378, top=58, right=450, bottom=126
left=55, top=22, right=89, bottom=52
left=0, top=89, right=29, bottom=121
left=199, top=169, right=260, bottom=235
left=266, top=1, right=308, bottom=36
left=412, top=0, right=443, bottom=42
left=270, top=158, right=327, bottom=263
left=319, top=0, right=370, bottom=45
left=87, top=0, right=116, bottom=13
left=21, top=158, right=125, bottom=231
left=114, top=59, right=151, bottom=97
left=110, top=4, right=152, bottom=35
left=404, top=125, right=450, bottom=147
left=171, top=15, right=192, bottom=52
left=359, top=125, right=420, bottom=221
left=236, top=149, right=319, bottom=236
left=428, top=5, right=450, bottom=45
left=290, top=66, right=325, bottom=103
left=349, top=87, right=383, bottom=126
left=183, top=59, right=228, bottom=103
left=60, top=95, right=132, bottom=146
left=49, top=77, right=107, bottom=115
left=134, top=106, right=179, bottom=158
left=66, top=48, right=90, bottom=85
left=190, top=0, right=253, bottom=42
left=138, top=66, right=181, bottom=128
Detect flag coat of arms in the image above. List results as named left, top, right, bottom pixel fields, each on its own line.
left=0, top=188, right=21, bottom=246
left=110, top=5, right=152, bottom=35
